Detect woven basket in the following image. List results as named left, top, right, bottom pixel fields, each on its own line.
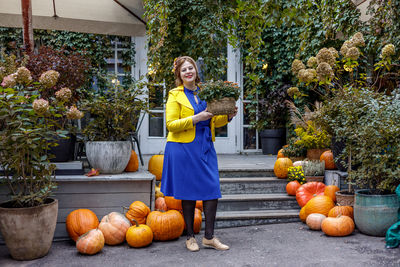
left=335, top=191, right=355, bottom=206
left=207, top=97, right=236, bottom=115
left=305, top=176, right=324, bottom=183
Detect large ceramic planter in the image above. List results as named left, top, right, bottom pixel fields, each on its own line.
left=354, top=189, right=399, bottom=236
left=85, top=141, right=131, bottom=174
left=260, top=128, right=286, bottom=155
left=0, top=198, right=58, bottom=260
left=49, top=134, right=76, bottom=162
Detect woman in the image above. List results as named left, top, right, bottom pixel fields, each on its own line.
left=161, top=56, right=237, bottom=252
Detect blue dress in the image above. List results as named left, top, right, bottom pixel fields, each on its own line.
left=160, top=87, right=221, bottom=201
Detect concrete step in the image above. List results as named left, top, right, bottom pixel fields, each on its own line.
left=218, top=193, right=298, bottom=212
left=220, top=177, right=287, bottom=194
left=211, top=209, right=300, bottom=228
left=219, top=168, right=275, bottom=178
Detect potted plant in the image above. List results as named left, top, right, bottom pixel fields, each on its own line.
left=197, top=80, right=240, bottom=115
left=281, top=137, right=307, bottom=162
left=81, top=77, right=147, bottom=174
left=0, top=63, right=82, bottom=260
left=302, top=160, right=325, bottom=183
left=247, top=84, right=289, bottom=155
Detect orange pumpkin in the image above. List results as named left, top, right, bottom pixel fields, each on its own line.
left=299, top=206, right=307, bottom=223
left=126, top=219, right=153, bottom=248
left=165, top=196, right=182, bottom=211
left=321, top=215, right=355, bottom=237
left=328, top=206, right=353, bottom=219
left=306, top=213, right=326, bottom=230
left=320, top=150, right=336, bottom=170
left=148, top=155, right=164, bottom=181
left=196, top=200, right=203, bottom=212
left=66, top=209, right=99, bottom=241
left=183, top=208, right=202, bottom=234
left=273, top=158, right=293, bottom=179
left=324, top=185, right=340, bottom=202
left=277, top=149, right=285, bottom=158
left=286, top=181, right=301, bottom=196
left=125, top=150, right=139, bottom=172
left=76, top=229, right=104, bottom=255
left=125, top=201, right=151, bottom=224
left=304, top=195, right=335, bottom=217
left=146, top=210, right=185, bottom=241
left=98, top=212, right=131, bottom=245
left=296, top=182, right=326, bottom=207
left=155, top=197, right=168, bottom=211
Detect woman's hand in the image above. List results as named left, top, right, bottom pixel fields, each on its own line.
left=192, top=109, right=213, bottom=124
left=228, top=106, right=238, bottom=120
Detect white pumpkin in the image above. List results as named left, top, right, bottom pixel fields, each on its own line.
left=306, top=213, right=326, bottom=230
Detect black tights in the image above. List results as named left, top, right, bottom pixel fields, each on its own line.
left=182, top=199, right=218, bottom=240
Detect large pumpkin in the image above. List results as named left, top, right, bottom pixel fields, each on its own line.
left=286, top=181, right=301, bottom=196
left=66, top=209, right=99, bottom=241
left=165, top=196, right=182, bottom=211
left=273, top=158, right=293, bottom=179
left=148, top=155, right=164, bottom=181
left=126, top=219, right=153, bottom=248
left=155, top=197, right=168, bottom=211
left=328, top=206, right=353, bottom=219
left=98, top=212, right=131, bottom=245
left=299, top=206, right=307, bottom=223
left=183, top=208, right=202, bottom=234
left=76, top=229, right=104, bottom=255
left=146, top=210, right=185, bottom=241
left=277, top=148, right=285, bottom=158
left=304, top=195, right=335, bottom=217
left=306, top=213, right=326, bottom=231
left=125, top=150, right=139, bottom=172
left=320, top=150, right=336, bottom=170
left=324, top=185, right=340, bottom=203
left=321, top=215, right=355, bottom=237
left=296, top=182, right=326, bottom=207
left=125, top=201, right=151, bottom=224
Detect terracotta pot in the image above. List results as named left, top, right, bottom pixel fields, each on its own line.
left=306, top=148, right=330, bottom=160
left=0, top=198, right=58, bottom=260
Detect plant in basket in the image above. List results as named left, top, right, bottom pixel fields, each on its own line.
left=302, top=160, right=325, bottom=183
left=197, top=80, right=240, bottom=115
left=0, top=55, right=83, bottom=260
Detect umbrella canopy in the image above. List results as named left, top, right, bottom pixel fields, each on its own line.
left=0, top=0, right=146, bottom=36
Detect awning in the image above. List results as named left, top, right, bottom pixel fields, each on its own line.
left=0, top=0, right=146, bottom=36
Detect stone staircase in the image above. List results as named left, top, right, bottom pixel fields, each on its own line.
left=214, top=168, right=300, bottom=228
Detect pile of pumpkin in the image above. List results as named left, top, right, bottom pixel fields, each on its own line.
left=273, top=149, right=355, bottom=237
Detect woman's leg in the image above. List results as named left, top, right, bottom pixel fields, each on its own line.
left=203, top=199, right=218, bottom=239
left=182, top=200, right=196, bottom=238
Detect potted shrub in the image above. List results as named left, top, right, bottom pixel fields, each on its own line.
left=281, top=137, right=307, bottom=162
left=0, top=63, right=82, bottom=260
left=81, top=77, right=147, bottom=174
left=302, top=160, right=325, bottom=183
left=248, top=85, right=289, bottom=154
left=293, top=121, right=330, bottom=160
left=197, top=80, right=240, bottom=115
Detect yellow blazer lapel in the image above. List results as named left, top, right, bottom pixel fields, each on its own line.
left=175, top=86, right=194, bottom=110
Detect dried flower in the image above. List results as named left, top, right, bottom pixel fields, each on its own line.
left=298, top=69, right=317, bottom=83
left=307, top=57, right=318, bottom=68
left=66, top=106, right=84, bottom=120
left=328, top=47, right=339, bottom=58
left=380, top=44, right=395, bottom=59
left=32, top=98, right=49, bottom=114
left=340, top=40, right=354, bottom=56
left=287, top=87, right=300, bottom=98
left=15, top=67, right=32, bottom=85
left=346, top=47, right=360, bottom=60
left=55, top=87, right=72, bottom=102
left=1, top=73, right=17, bottom=88
left=316, top=48, right=336, bottom=67
left=351, top=32, right=365, bottom=47
left=291, top=59, right=305, bottom=76
left=39, top=70, right=60, bottom=88
left=316, top=62, right=334, bottom=83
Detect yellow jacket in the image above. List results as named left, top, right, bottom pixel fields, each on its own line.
left=166, top=85, right=229, bottom=143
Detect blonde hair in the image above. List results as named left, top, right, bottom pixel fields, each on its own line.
left=174, top=56, right=200, bottom=87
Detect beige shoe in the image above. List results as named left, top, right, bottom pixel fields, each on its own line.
left=202, top=237, right=230, bottom=251
left=186, top=237, right=200, bottom=252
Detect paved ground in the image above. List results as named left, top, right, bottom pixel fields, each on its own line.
left=1, top=222, right=399, bottom=267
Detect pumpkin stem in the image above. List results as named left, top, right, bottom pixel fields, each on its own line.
left=128, top=218, right=139, bottom=227
left=122, top=206, right=129, bottom=213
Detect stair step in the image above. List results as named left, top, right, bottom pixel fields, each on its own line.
left=218, top=193, right=298, bottom=211
left=219, top=168, right=275, bottom=178
left=213, top=209, right=300, bottom=228
left=220, top=177, right=287, bottom=194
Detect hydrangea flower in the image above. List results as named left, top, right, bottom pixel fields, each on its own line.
left=307, top=57, right=317, bottom=68
left=55, top=87, right=72, bottom=102
left=316, top=48, right=336, bottom=67
left=1, top=73, right=17, bottom=88
left=298, top=69, right=317, bottom=83
left=340, top=40, right=354, bottom=56
left=328, top=47, right=339, bottom=58
left=351, top=32, right=365, bottom=47
left=32, top=98, right=49, bottom=114
left=287, top=87, right=300, bottom=98
left=380, top=44, right=395, bottom=59
left=39, top=70, right=60, bottom=88
left=66, top=106, right=84, bottom=120
left=291, top=59, right=305, bottom=76
left=16, top=67, right=32, bottom=85
left=346, top=47, right=360, bottom=60
left=316, top=62, right=334, bottom=83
